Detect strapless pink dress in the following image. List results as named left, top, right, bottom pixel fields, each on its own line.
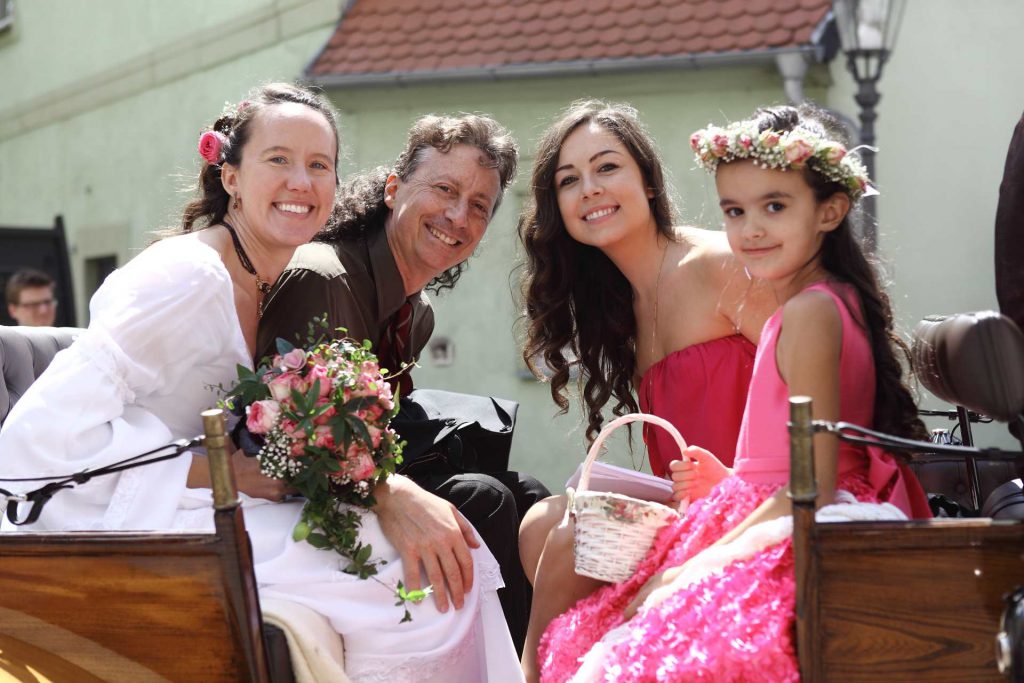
left=638, top=335, right=755, bottom=475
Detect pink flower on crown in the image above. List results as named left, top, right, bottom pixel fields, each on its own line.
left=689, top=132, right=703, bottom=152
left=758, top=131, right=781, bottom=149
left=783, top=138, right=815, bottom=166
left=710, top=134, right=730, bottom=157
left=821, top=144, right=847, bottom=165
left=198, top=131, right=227, bottom=164
left=246, top=400, right=281, bottom=434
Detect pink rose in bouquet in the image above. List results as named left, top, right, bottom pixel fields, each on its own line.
left=246, top=399, right=281, bottom=434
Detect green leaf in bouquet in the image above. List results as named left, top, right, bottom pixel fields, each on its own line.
left=347, top=416, right=373, bottom=448
left=275, top=337, right=296, bottom=355
left=292, top=521, right=311, bottom=542
left=396, top=582, right=432, bottom=604
left=345, top=396, right=380, bottom=413
left=356, top=544, right=372, bottom=564
left=305, top=379, right=322, bottom=407
left=236, top=364, right=258, bottom=381
left=331, top=419, right=348, bottom=447
left=306, top=532, right=330, bottom=549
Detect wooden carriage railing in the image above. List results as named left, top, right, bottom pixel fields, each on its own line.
left=789, top=396, right=1024, bottom=682
left=0, top=409, right=272, bottom=682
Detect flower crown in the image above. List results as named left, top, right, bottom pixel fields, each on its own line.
left=689, top=121, right=875, bottom=200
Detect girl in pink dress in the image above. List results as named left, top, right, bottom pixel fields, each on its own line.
left=537, top=104, right=932, bottom=682
left=517, top=101, right=776, bottom=680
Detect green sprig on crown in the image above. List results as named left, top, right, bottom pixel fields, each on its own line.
left=689, top=121, right=874, bottom=200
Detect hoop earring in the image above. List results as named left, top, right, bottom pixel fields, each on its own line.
left=233, top=194, right=241, bottom=211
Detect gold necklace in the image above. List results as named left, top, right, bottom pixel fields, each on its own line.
left=651, top=238, right=670, bottom=359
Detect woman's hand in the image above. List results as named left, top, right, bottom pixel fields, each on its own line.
left=623, top=564, right=685, bottom=620
left=668, top=445, right=732, bottom=503
left=231, top=449, right=295, bottom=501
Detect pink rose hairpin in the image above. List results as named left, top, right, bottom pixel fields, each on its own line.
left=198, top=130, right=228, bottom=164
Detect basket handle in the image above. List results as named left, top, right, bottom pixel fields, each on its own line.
left=578, top=413, right=689, bottom=508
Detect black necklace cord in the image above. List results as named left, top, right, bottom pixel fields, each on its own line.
left=0, top=435, right=203, bottom=526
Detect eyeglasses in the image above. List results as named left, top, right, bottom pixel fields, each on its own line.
left=15, top=298, right=57, bottom=310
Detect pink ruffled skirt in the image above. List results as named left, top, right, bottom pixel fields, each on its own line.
left=539, top=474, right=879, bottom=682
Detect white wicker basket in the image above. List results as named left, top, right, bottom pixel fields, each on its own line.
left=571, top=413, right=687, bottom=583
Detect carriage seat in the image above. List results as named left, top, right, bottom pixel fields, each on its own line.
left=0, top=325, right=83, bottom=426
left=911, top=311, right=1024, bottom=510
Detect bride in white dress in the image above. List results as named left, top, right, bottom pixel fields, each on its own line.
left=0, top=82, right=520, bottom=683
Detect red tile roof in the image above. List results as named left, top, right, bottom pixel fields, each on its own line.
left=308, top=0, right=833, bottom=84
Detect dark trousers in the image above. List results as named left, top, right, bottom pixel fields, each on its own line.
left=407, top=467, right=550, bottom=656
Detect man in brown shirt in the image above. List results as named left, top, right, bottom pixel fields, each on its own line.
left=258, top=114, right=548, bottom=654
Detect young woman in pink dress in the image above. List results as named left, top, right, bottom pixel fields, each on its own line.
left=516, top=101, right=776, bottom=681
left=537, top=104, right=933, bottom=682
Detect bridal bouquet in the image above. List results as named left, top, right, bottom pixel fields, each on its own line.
left=225, top=332, right=427, bottom=619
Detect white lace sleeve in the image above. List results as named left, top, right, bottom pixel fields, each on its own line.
left=0, top=236, right=240, bottom=531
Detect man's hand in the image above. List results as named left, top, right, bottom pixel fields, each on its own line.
left=375, top=474, right=480, bottom=612
left=668, top=445, right=732, bottom=504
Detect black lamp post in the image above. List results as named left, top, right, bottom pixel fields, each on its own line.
left=832, top=0, right=906, bottom=252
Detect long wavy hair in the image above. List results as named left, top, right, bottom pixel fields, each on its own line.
left=315, top=114, right=518, bottom=294
left=520, top=100, right=677, bottom=443
left=177, top=82, right=340, bottom=235
left=749, top=104, right=927, bottom=442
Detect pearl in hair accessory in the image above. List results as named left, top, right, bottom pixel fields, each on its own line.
left=198, top=130, right=228, bottom=164
left=690, top=121, right=877, bottom=200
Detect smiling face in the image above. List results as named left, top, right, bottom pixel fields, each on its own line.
left=716, top=159, right=849, bottom=293
left=383, top=143, right=501, bottom=293
left=221, top=101, right=337, bottom=249
left=553, top=121, right=656, bottom=251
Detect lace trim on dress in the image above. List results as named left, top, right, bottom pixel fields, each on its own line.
left=343, top=597, right=483, bottom=683
left=73, top=329, right=136, bottom=404
left=475, top=549, right=505, bottom=593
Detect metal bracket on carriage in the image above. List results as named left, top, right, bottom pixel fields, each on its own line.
left=790, top=418, right=1024, bottom=461
left=0, top=435, right=204, bottom=526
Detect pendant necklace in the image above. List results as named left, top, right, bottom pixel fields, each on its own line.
left=651, top=238, right=670, bottom=359
left=222, top=220, right=272, bottom=319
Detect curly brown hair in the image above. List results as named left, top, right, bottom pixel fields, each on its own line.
left=316, top=113, right=518, bottom=294
left=748, top=104, right=927, bottom=442
left=177, top=82, right=340, bottom=235
left=520, top=100, right=677, bottom=443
